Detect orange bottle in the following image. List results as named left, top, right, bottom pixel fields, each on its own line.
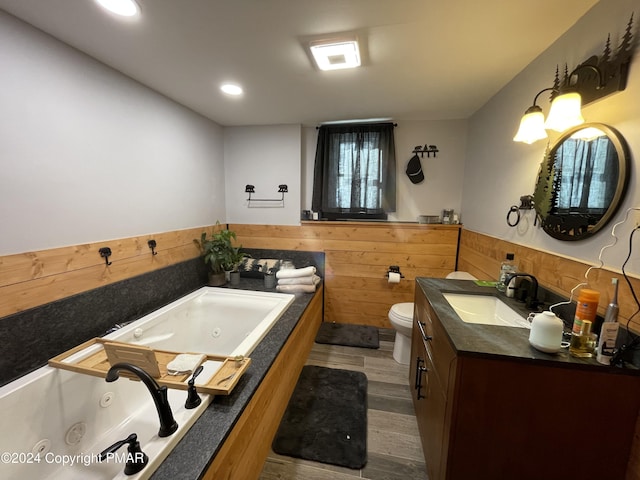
left=572, top=288, right=600, bottom=335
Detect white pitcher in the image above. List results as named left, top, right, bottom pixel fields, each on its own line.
left=528, top=311, right=564, bottom=353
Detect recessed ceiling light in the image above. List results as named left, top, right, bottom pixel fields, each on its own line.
left=309, top=37, right=361, bottom=71
left=220, top=83, right=243, bottom=96
left=95, top=0, right=140, bottom=17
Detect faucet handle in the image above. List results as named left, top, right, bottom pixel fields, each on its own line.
left=99, top=433, right=149, bottom=475
left=185, top=365, right=204, bottom=409
left=188, top=365, right=204, bottom=385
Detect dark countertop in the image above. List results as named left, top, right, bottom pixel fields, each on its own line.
left=150, top=278, right=319, bottom=480
left=417, top=277, right=638, bottom=374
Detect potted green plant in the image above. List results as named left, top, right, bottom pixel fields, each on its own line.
left=196, top=222, right=248, bottom=287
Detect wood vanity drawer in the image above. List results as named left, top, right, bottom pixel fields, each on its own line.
left=415, top=298, right=456, bottom=393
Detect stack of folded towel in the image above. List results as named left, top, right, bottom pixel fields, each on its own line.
left=276, top=266, right=321, bottom=293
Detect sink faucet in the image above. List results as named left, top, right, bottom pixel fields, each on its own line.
left=106, top=363, right=178, bottom=437
left=504, top=273, right=541, bottom=309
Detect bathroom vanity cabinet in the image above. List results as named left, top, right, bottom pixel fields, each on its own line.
left=411, top=278, right=640, bottom=480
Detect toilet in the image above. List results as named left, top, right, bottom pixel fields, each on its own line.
left=445, top=271, right=478, bottom=281
left=388, top=271, right=478, bottom=365
left=388, top=302, right=414, bottom=365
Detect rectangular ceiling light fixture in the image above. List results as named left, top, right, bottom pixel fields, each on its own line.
left=310, top=36, right=361, bottom=71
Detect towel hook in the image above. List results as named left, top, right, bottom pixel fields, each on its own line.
left=412, top=144, right=439, bottom=158
left=148, top=239, right=158, bottom=255
left=99, top=247, right=112, bottom=266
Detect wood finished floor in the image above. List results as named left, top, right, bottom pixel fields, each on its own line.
left=259, top=328, right=429, bottom=480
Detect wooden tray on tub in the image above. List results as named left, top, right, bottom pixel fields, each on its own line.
left=48, top=337, right=251, bottom=395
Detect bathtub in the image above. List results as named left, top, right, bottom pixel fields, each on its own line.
left=0, top=365, right=210, bottom=480
left=0, top=287, right=295, bottom=479
left=105, top=287, right=295, bottom=356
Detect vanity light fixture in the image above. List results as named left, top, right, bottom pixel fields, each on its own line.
left=514, top=15, right=634, bottom=144
left=95, top=0, right=140, bottom=17
left=513, top=87, right=555, bottom=144
left=309, top=36, right=361, bottom=71
left=513, top=65, right=603, bottom=144
left=543, top=63, right=606, bottom=132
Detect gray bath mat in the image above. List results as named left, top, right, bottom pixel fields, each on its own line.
left=315, top=322, right=380, bottom=349
left=272, top=365, right=368, bottom=469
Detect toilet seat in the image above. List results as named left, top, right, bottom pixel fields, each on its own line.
left=445, top=271, right=478, bottom=280
left=389, top=302, right=414, bottom=327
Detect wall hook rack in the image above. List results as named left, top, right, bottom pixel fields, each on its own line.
left=99, top=247, right=112, bottom=266
left=412, top=144, right=439, bottom=158
left=386, top=265, right=405, bottom=278
left=245, top=184, right=288, bottom=208
left=148, top=240, right=158, bottom=255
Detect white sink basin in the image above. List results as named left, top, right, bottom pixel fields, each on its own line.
left=442, top=293, right=531, bottom=328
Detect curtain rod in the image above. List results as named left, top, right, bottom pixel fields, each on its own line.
left=315, top=122, right=398, bottom=129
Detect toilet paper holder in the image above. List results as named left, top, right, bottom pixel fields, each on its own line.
left=386, top=266, right=404, bottom=278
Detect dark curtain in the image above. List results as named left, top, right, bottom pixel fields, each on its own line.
left=312, top=122, right=396, bottom=217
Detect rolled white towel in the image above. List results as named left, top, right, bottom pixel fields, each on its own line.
left=276, top=284, right=316, bottom=294
left=277, top=274, right=321, bottom=286
left=276, top=266, right=316, bottom=279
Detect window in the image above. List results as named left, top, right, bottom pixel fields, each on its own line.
left=555, top=136, right=617, bottom=214
left=312, top=122, right=396, bottom=220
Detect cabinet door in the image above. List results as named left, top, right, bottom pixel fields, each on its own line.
left=410, top=317, right=447, bottom=480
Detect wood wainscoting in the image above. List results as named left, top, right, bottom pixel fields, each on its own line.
left=458, top=229, right=640, bottom=332
left=458, top=228, right=640, bottom=480
left=231, top=222, right=461, bottom=328
left=0, top=222, right=460, bottom=329
left=0, top=226, right=216, bottom=318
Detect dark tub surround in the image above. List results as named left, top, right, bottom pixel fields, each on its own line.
left=412, top=278, right=640, bottom=480
left=0, top=249, right=325, bottom=386
left=1, top=248, right=325, bottom=480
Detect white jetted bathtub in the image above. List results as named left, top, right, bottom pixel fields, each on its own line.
left=107, top=287, right=295, bottom=356
left=0, top=287, right=295, bottom=480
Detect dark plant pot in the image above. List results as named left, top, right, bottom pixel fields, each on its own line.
left=208, top=271, right=227, bottom=287
left=264, top=273, right=277, bottom=289
left=230, top=271, right=241, bottom=286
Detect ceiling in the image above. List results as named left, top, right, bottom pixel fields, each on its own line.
left=0, top=0, right=599, bottom=127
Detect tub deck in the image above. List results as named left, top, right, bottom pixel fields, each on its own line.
left=150, top=279, right=322, bottom=480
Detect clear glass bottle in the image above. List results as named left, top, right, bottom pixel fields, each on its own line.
left=496, top=253, right=516, bottom=292
left=569, top=319, right=598, bottom=358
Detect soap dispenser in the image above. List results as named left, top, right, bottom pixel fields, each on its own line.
left=529, top=311, right=564, bottom=353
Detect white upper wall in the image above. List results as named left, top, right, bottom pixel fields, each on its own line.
left=0, top=11, right=225, bottom=255
left=463, top=0, right=640, bottom=275
left=223, top=125, right=302, bottom=225
left=301, top=120, right=468, bottom=222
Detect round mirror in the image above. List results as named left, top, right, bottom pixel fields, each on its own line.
left=533, top=123, right=630, bottom=241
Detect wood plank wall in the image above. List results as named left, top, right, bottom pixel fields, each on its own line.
left=0, top=226, right=215, bottom=319
left=458, top=229, right=640, bottom=480
left=458, top=229, right=640, bottom=332
left=230, top=222, right=461, bottom=328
